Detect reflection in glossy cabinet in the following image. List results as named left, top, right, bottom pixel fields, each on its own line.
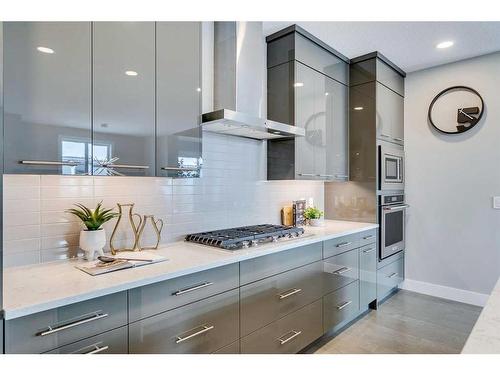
left=156, top=22, right=202, bottom=178
left=3, top=22, right=92, bottom=175
left=129, top=289, right=239, bottom=354
left=93, top=22, right=155, bottom=176
left=376, top=82, right=404, bottom=143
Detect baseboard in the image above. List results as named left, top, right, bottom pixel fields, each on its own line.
left=401, top=279, right=489, bottom=307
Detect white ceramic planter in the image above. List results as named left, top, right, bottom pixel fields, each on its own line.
left=79, top=229, right=107, bottom=261
left=309, top=218, right=325, bottom=227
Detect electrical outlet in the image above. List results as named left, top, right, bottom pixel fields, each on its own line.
left=493, top=196, right=500, bottom=209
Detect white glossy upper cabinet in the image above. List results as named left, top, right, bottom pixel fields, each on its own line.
left=92, top=22, right=155, bottom=176
left=156, top=22, right=202, bottom=178
left=3, top=22, right=92, bottom=175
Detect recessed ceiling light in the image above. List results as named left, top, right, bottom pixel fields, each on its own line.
left=325, top=92, right=329, bottom=96
left=436, top=41, right=454, bottom=49
left=37, top=46, right=54, bottom=54
left=293, top=82, right=304, bottom=87
left=196, top=87, right=201, bottom=92
left=353, top=106, right=364, bottom=111
left=125, top=70, right=138, bottom=76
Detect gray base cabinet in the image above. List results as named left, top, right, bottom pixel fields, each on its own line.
left=240, top=299, right=323, bottom=354
left=5, top=291, right=127, bottom=354
left=44, top=326, right=127, bottom=354
left=5, top=229, right=400, bottom=354
left=129, top=289, right=239, bottom=354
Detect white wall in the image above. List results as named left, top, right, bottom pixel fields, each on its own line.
left=404, top=52, right=500, bottom=302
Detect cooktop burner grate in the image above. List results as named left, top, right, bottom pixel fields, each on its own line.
left=185, top=224, right=305, bottom=250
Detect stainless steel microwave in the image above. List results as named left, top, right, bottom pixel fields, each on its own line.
left=380, top=144, right=404, bottom=191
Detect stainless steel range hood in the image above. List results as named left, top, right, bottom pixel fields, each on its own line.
left=201, top=22, right=304, bottom=140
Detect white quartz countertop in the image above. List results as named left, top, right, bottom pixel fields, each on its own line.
left=462, top=277, right=500, bottom=353
left=2, top=220, right=378, bottom=320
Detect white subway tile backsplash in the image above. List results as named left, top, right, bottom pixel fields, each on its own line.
left=3, top=133, right=324, bottom=267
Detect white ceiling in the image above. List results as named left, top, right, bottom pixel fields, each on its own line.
left=262, top=22, right=500, bottom=73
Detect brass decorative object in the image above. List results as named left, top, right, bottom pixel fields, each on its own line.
left=109, top=203, right=143, bottom=254
left=136, top=215, right=164, bottom=250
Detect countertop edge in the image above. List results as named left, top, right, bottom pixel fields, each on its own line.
left=3, top=222, right=378, bottom=320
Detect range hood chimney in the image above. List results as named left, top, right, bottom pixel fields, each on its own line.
left=201, top=22, right=304, bottom=140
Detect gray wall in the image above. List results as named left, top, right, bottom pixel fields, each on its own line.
left=405, top=51, right=500, bottom=296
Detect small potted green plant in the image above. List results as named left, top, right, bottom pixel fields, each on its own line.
left=66, top=202, right=119, bottom=261
left=304, top=206, right=324, bottom=227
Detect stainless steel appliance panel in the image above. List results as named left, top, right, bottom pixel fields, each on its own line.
left=379, top=143, right=404, bottom=191
left=380, top=194, right=407, bottom=260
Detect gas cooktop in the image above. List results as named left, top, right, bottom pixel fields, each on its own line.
left=185, top=224, right=305, bottom=250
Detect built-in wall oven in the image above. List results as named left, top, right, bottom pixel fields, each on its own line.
left=379, top=193, right=408, bottom=260
left=379, top=144, right=404, bottom=191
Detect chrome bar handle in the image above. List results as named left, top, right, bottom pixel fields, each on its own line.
left=363, top=248, right=375, bottom=254
left=161, top=166, right=200, bottom=171
left=317, top=174, right=333, bottom=178
left=380, top=133, right=391, bottom=138
left=103, top=164, right=150, bottom=169
left=388, top=272, right=399, bottom=279
left=333, top=267, right=351, bottom=275
left=393, top=137, right=404, bottom=142
left=20, top=160, right=79, bottom=166
left=336, top=300, right=353, bottom=310
left=83, top=345, right=109, bottom=354
left=336, top=242, right=352, bottom=248
left=278, top=330, right=302, bottom=345
left=334, top=174, right=349, bottom=179
left=363, top=235, right=376, bottom=240
left=278, top=288, right=302, bottom=300
left=298, top=173, right=316, bottom=177
left=173, top=282, right=213, bottom=296
left=37, top=312, right=109, bottom=336
left=176, top=325, right=214, bottom=344
left=383, top=204, right=410, bottom=211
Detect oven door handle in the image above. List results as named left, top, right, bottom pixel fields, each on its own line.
left=383, top=204, right=409, bottom=211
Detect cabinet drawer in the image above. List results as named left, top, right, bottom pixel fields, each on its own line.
left=322, top=249, right=359, bottom=294
left=377, top=257, right=404, bottom=301
left=240, top=242, right=322, bottom=285
left=323, top=281, right=360, bottom=333
left=358, top=229, right=377, bottom=247
left=129, top=289, right=239, bottom=354
left=5, top=291, right=127, bottom=354
left=240, top=299, right=322, bottom=354
left=323, top=234, right=359, bottom=258
left=44, top=326, right=127, bottom=354
left=128, top=263, right=239, bottom=322
left=240, top=261, right=324, bottom=336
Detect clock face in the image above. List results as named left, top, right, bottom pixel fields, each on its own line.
left=428, top=86, right=484, bottom=134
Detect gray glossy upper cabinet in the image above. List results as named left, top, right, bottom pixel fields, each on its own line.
left=156, top=22, right=202, bottom=178
left=3, top=22, right=92, bottom=175
left=93, top=22, right=155, bottom=176
left=350, top=53, right=405, bottom=146
left=267, top=25, right=349, bottom=181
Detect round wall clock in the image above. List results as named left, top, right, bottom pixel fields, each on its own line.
left=428, top=86, right=484, bottom=134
